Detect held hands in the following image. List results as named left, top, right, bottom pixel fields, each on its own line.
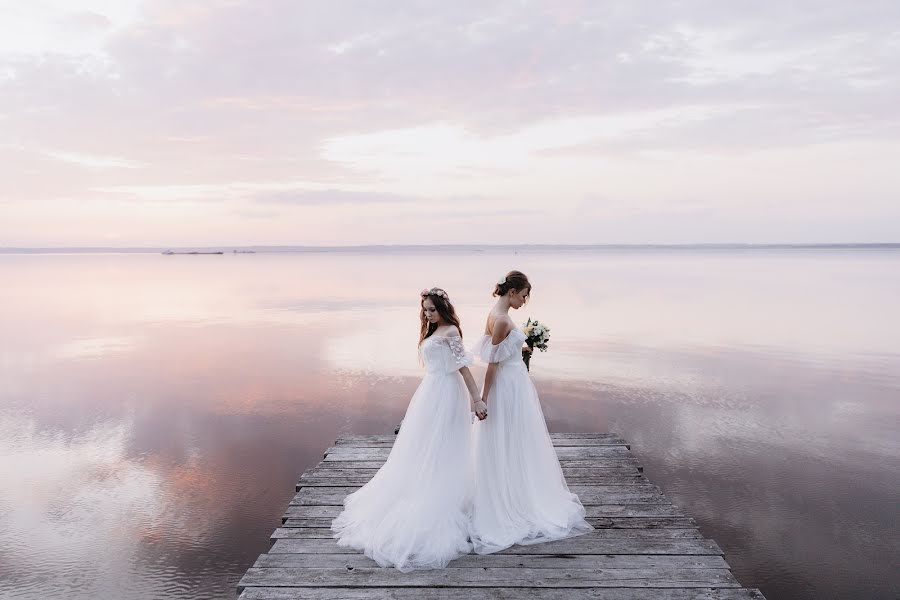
left=473, top=398, right=488, bottom=421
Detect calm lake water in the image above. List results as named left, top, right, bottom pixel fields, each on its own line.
left=1, top=248, right=898, bottom=600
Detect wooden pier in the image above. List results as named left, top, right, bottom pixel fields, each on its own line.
left=238, top=432, right=766, bottom=599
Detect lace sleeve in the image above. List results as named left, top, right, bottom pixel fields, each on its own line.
left=444, top=336, right=474, bottom=371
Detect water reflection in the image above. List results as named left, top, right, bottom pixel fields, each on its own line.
left=0, top=249, right=898, bottom=600
left=0, top=414, right=163, bottom=597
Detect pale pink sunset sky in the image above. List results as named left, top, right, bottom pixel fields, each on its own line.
left=2, top=1, right=899, bottom=246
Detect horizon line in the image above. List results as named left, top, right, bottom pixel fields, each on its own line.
left=2, top=242, right=900, bottom=254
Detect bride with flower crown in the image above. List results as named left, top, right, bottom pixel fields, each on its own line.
left=468, top=270, right=593, bottom=554
left=331, top=287, right=487, bottom=572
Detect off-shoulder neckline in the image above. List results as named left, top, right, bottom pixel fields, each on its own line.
left=480, top=326, right=521, bottom=346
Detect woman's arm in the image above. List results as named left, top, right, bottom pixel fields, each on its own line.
left=481, top=317, right=512, bottom=406
left=458, top=366, right=479, bottom=401
left=459, top=366, right=487, bottom=419
left=443, top=325, right=487, bottom=419
left=481, top=362, right=497, bottom=406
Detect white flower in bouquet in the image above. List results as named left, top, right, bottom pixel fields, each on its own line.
left=521, top=318, right=550, bottom=371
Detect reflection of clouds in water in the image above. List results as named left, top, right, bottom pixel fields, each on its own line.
left=322, top=307, right=424, bottom=377
left=0, top=414, right=165, bottom=598
left=831, top=399, right=865, bottom=416
left=538, top=342, right=900, bottom=472
left=53, top=336, right=137, bottom=360
left=542, top=337, right=900, bottom=393
left=0, top=251, right=897, bottom=600
left=545, top=338, right=722, bottom=394
left=657, top=436, right=899, bottom=600
left=669, top=402, right=764, bottom=460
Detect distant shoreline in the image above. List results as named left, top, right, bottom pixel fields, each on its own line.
left=2, top=243, right=899, bottom=255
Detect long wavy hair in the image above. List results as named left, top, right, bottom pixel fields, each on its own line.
left=419, top=287, right=463, bottom=346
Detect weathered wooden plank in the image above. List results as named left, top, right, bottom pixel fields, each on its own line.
left=333, top=435, right=396, bottom=443
left=331, top=440, right=632, bottom=449
left=306, top=465, right=643, bottom=475
left=283, top=506, right=342, bottom=518
left=269, top=537, right=723, bottom=556
left=289, top=491, right=671, bottom=507
left=271, top=527, right=703, bottom=540
left=557, top=446, right=638, bottom=458
left=301, top=465, right=643, bottom=477
left=561, top=467, right=644, bottom=476
left=298, top=475, right=387, bottom=487
left=308, top=459, right=644, bottom=473
left=283, top=504, right=685, bottom=520
left=335, top=432, right=627, bottom=441
left=323, top=446, right=633, bottom=460
left=300, top=472, right=644, bottom=482
left=334, top=435, right=630, bottom=448
left=290, top=486, right=668, bottom=507
left=254, top=552, right=728, bottom=570
left=299, top=483, right=665, bottom=495
left=298, top=475, right=649, bottom=487
left=308, top=460, right=387, bottom=469
left=563, top=477, right=648, bottom=485
left=282, top=516, right=698, bottom=529
left=550, top=433, right=629, bottom=438
left=317, top=458, right=645, bottom=472
left=239, top=588, right=766, bottom=600
left=239, top=566, right=739, bottom=588
left=547, top=439, right=630, bottom=447
left=559, top=460, right=644, bottom=472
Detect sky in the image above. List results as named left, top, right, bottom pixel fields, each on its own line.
left=1, top=0, right=899, bottom=246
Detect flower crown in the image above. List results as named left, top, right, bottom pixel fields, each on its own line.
left=420, top=287, right=449, bottom=299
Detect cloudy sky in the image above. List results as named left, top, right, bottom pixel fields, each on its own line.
left=2, top=0, right=899, bottom=246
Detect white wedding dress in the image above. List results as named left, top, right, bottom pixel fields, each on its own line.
left=331, top=334, right=475, bottom=572
left=469, top=326, right=594, bottom=554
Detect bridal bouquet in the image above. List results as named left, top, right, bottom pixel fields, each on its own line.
left=522, top=318, right=550, bottom=371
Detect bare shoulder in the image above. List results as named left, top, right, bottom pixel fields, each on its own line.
left=442, top=324, right=461, bottom=338
left=494, top=313, right=515, bottom=329
left=490, top=316, right=513, bottom=344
